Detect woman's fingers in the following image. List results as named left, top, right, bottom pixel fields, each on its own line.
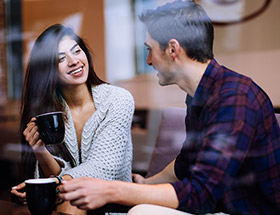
left=24, top=120, right=39, bottom=144
left=11, top=182, right=27, bottom=202
left=23, top=118, right=45, bottom=149
left=11, top=189, right=26, bottom=199
left=12, top=182, right=26, bottom=190
left=132, top=173, right=146, bottom=184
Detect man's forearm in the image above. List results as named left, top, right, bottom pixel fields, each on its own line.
left=111, top=181, right=179, bottom=209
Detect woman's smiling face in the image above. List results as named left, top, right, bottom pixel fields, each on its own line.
left=57, top=36, right=89, bottom=86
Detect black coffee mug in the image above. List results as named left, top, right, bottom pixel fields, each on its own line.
left=25, top=178, right=63, bottom=215
left=36, top=111, right=65, bottom=145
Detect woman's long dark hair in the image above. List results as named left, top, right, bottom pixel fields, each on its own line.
left=20, top=24, right=106, bottom=180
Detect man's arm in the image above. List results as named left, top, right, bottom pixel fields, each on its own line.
left=58, top=177, right=179, bottom=210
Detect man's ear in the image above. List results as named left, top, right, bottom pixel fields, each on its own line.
left=167, top=39, right=180, bottom=59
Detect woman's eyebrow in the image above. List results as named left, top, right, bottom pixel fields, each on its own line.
left=58, top=43, right=79, bottom=55
left=70, top=43, right=79, bottom=51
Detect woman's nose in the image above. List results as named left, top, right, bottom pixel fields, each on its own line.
left=67, top=55, right=78, bottom=66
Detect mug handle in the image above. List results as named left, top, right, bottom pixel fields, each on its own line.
left=53, top=176, right=65, bottom=207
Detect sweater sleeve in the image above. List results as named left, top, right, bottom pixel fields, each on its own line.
left=34, top=155, right=72, bottom=179
left=61, top=86, right=134, bottom=182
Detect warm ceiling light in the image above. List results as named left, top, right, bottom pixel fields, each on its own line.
left=213, top=0, right=239, bottom=5
left=196, top=0, right=272, bottom=26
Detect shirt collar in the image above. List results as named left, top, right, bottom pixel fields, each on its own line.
left=187, top=58, right=221, bottom=108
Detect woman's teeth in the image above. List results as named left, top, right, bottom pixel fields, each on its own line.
left=70, top=68, right=82, bottom=75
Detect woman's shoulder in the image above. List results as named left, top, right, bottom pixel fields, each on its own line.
left=93, top=84, right=133, bottom=98
left=92, top=84, right=134, bottom=107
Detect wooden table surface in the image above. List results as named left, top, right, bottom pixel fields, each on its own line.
left=0, top=200, right=71, bottom=215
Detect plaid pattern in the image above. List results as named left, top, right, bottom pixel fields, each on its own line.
left=171, top=59, right=280, bottom=214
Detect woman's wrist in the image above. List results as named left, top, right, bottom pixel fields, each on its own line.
left=32, top=143, right=47, bottom=153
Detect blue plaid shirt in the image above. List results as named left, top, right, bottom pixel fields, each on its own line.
left=172, top=59, right=280, bottom=214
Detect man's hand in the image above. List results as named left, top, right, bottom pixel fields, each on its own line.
left=59, top=176, right=179, bottom=211
left=58, top=177, right=112, bottom=210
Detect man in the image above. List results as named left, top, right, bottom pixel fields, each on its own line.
left=59, top=1, right=280, bottom=214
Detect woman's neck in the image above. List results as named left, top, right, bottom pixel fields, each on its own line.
left=62, top=84, right=93, bottom=109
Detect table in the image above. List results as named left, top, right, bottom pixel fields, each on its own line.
left=0, top=199, right=131, bottom=215
left=0, top=200, right=70, bottom=215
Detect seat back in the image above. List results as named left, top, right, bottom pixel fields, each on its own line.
left=146, top=107, right=186, bottom=177
left=275, top=113, right=280, bottom=126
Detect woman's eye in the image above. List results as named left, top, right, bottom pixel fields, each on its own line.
left=58, top=56, right=66, bottom=62
left=73, top=49, right=81, bottom=55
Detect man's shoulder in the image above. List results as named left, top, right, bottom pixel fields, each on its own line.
left=215, top=66, right=258, bottom=95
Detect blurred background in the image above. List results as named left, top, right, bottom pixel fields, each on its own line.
left=0, top=0, right=279, bottom=200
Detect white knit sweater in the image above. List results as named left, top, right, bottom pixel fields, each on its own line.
left=35, top=84, right=134, bottom=182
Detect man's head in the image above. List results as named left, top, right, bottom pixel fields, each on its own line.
left=139, top=0, right=214, bottom=63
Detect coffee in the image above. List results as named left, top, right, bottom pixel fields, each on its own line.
left=36, top=111, right=65, bottom=145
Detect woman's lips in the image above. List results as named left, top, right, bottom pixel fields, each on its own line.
left=68, top=67, right=83, bottom=76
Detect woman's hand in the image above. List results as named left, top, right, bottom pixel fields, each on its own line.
left=11, top=182, right=27, bottom=204
left=132, top=173, right=147, bottom=184
left=23, top=117, right=45, bottom=151
left=23, top=118, right=63, bottom=177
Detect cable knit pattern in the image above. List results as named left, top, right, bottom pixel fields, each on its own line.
left=34, top=84, right=134, bottom=182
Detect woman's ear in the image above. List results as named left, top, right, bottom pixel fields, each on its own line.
left=167, top=39, right=180, bottom=59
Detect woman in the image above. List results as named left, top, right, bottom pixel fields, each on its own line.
left=11, top=24, right=134, bottom=212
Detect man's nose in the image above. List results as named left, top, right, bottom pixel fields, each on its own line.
left=146, top=52, right=152, bottom=66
